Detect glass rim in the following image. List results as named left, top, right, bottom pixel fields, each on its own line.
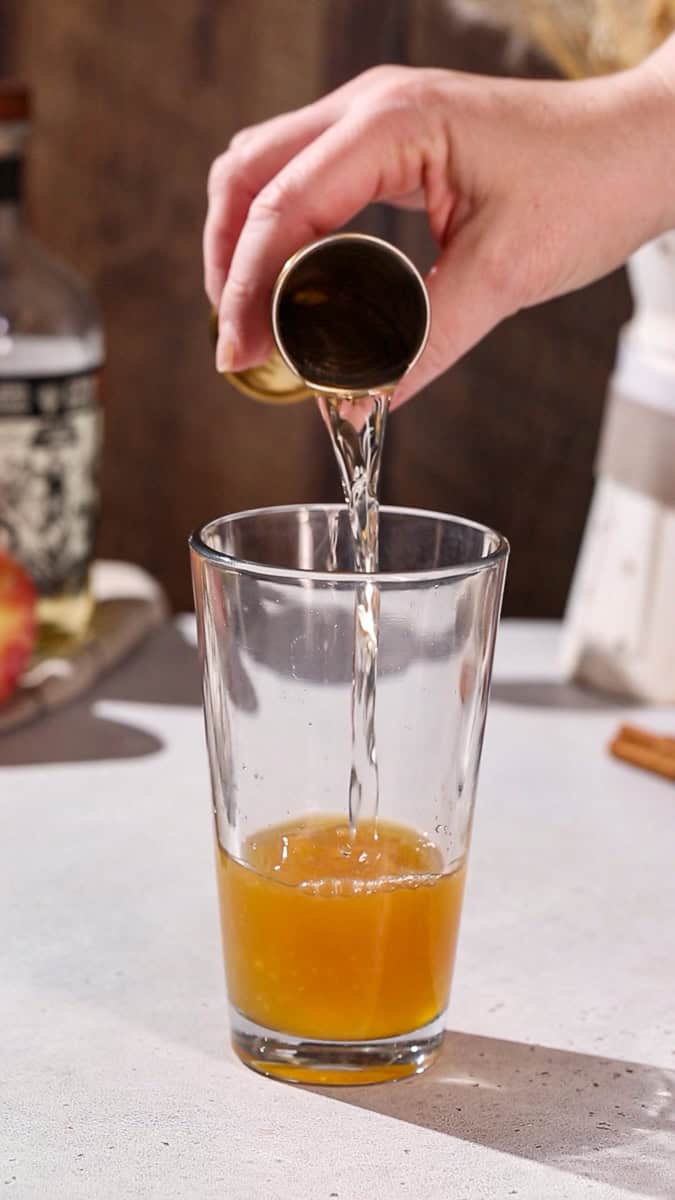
left=189, top=503, right=509, bottom=586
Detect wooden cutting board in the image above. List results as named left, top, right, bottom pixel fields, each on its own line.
left=0, top=561, right=168, bottom=734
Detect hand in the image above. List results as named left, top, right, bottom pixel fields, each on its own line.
left=204, top=38, right=675, bottom=407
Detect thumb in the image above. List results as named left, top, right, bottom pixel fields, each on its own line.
left=392, top=216, right=517, bottom=410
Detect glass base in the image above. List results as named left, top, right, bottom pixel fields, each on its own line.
left=230, top=1008, right=445, bottom=1086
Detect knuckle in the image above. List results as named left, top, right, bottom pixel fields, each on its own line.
left=365, top=67, right=424, bottom=110
left=361, top=63, right=400, bottom=87
left=364, top=68, right=449, bottom=129
left=248, top=179, right=292, bottom=227
left=205, top=152, right=225, bottom=194
left=227, top=131, right=266, bottom=177
left=224, top=272, right=256, bottom=308
left=207, top=151, right=234, bottom=195
left=228, top=125, right=256, bottom=153
left=208, top=138, right=259, bottom=196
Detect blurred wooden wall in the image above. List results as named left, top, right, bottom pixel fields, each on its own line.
left=6, top=0, right=631, bottom=614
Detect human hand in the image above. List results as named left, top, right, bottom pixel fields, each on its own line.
left=204, top=38, right=675, bottom=407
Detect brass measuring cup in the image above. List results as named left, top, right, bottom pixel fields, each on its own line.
left=219, top=232, right=430, bottom=404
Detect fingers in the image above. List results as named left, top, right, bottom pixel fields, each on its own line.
left=216, top=106, right=427, bottom=371
left=203, top=106, right=336, bottom=309
left=392, top=209, right=519, bottom=409
left=203, top=69, right=403, bottom=310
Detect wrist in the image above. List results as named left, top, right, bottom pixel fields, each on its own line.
left=626, top=34, right=675, bottom=236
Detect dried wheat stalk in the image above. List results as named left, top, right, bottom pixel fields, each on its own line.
left=454, top=0, right=675, bottom=76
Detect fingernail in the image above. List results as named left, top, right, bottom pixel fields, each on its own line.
left=216, top=321, right=238, bottom=372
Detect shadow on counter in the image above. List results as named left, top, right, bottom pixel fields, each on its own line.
left=0, top=621, right=201, bottom=767
left=308, top=1030, right=674, bottom=1199
left=491, top=679, right=628, bottom=711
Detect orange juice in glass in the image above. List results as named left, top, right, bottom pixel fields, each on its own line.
left=191, top=504, right=507, bottom=1085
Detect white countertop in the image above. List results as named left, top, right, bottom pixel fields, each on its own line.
left=2, top=619, right=674, bottom=1200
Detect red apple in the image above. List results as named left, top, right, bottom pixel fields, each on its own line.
left=0, top=550, right=37, bottom=704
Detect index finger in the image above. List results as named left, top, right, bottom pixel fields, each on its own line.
left=204, top=71, right=398, bottom=311
left=217, top=105, right=423, bottom=371
left=203, top=106, right=336, bottom=309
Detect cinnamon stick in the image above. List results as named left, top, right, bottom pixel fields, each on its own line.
left=609, top=724, right=675, bottom=782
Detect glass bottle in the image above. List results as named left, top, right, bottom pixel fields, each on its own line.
left=0, top=83, right=104, bottom=647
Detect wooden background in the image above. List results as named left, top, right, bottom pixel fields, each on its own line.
left=2, top=0, right=631, bottom=615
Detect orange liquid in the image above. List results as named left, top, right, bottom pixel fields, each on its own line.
left=216, top=815, right=465, bottom=1043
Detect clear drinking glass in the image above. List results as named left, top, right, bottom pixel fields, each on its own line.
left=190, top=504, right=508, bottom=1085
